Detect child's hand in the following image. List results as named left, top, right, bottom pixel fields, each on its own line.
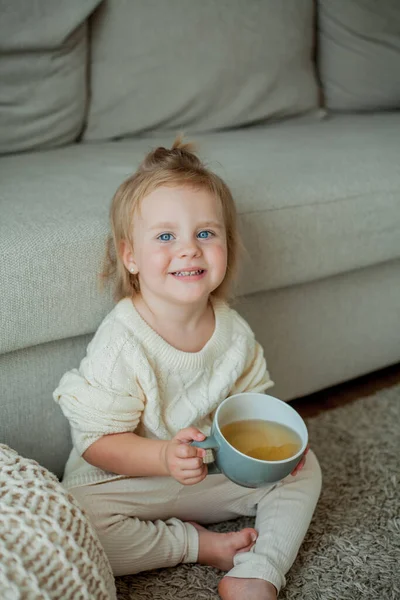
left=291, top=445, right=309, bottom=476
left=163, top=427, right=208, bottom=485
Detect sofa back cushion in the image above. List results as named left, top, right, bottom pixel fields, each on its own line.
left=83, top=0, right=319, bottom=141
left=0, top=0, right=102, bottom=155
left=318, top=0, right=400, bottom=111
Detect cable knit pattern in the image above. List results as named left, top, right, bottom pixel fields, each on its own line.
left=54, top=297, right=273, bottom=489
left=0, top=444, right=116, bottom=600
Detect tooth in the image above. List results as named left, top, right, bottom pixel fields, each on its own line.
left=174, top=270, right=202, bottom=276
left=174, top=269, right=202, bottom=277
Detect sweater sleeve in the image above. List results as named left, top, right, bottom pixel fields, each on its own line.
left=229, top=338, right=274, bottom=396
left=53, top=335, right=145, bottom=457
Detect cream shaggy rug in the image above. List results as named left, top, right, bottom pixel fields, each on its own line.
left=116, top=385, right=400, bottom=600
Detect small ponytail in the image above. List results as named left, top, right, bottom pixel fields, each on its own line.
left=139, top=134, right=201, bottom=171
left=171, top=133, right=197, bottom=154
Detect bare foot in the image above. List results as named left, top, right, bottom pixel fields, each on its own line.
left=188, top=522, right=258, bottom=572
left=218, top=576, right=277, bottom=600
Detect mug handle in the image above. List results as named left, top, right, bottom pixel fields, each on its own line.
left=191, top=436, right=220, bottom=475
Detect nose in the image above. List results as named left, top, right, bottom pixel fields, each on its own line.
left=177, top=237, right=201, bottom=258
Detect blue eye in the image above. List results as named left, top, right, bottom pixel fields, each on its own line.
left=158, top=233, right=174, bottom=242
left=197, top=230, right=213, bottom=239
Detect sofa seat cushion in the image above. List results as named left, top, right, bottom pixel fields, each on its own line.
left=1, top=113, right=399, bottom=355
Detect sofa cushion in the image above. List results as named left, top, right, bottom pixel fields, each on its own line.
left=0, top=0, right=102, bottom=155
left=83, top=0, right=319, bottom=141
left=318, top=0, right=400, bottom=111
left=1, top=113, right=400, bottom=356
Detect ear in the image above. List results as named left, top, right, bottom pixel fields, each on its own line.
left=120, top=240, right=138, bottom=274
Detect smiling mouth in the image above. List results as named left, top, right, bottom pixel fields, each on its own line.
left=171, top=269, right=205, bottom=276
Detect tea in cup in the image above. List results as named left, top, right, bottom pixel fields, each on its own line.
left=192, top=392, right=308, bottom=488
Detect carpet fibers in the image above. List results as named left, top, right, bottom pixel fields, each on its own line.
left=116, top=385, right=400, bottom=600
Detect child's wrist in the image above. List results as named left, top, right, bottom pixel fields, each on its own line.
left=158, top=440, right=172, bottom=476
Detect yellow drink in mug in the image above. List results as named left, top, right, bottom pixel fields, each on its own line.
left=192, top=393, right=308, bottom=488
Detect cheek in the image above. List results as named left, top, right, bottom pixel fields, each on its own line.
left=141, top=246, right=171, bottom=273
left=209, top=243, right=228, bottom=272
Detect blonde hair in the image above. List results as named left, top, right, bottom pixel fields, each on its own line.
left=101, top=136, right=242, bottom=302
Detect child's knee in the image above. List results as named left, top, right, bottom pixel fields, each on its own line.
left=302, top=449, right=322, bottom=500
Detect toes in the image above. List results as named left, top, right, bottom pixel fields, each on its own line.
left=242, top=528, right=258, bottom=545
left=231, top=528, right=258, bottom=552
left=236, top=540, right=256, bottom=554
left=236, top=545, right=250, bottom=555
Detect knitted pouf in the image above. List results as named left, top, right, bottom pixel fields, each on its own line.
left=0, top=444, right=116, bottom=600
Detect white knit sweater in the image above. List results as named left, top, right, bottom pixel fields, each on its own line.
left=54, top=297, right=273, bottom=489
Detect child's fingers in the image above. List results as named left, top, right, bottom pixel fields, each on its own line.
left=181, top=466, right=208, bottom=485
left=181, top=467, right=205, bottom=480
left=179, top=457, right=204, bottom=471
left=196, top=447, right=206, bottom=459
left=298, top=456, right=306, bottom=471
left=291, top=454, right=306, bottom=476
left=174, top=427, right=206, bottom=444
left=176, top=444, right=203, bottom=459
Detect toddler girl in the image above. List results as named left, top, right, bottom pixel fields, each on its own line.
left=54, top=139, right=321, bottom=600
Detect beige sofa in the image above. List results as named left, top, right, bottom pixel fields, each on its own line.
left=1, top=0, right=400, bottom=485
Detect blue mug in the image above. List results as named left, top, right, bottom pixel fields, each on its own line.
left=192, top=392, right=308, bottom=488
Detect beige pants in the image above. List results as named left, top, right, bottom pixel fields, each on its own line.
left=70, top=450, right=321, bottom=592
